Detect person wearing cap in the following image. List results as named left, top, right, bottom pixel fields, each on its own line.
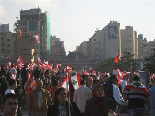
left=5, top=79, right=17, bottom=95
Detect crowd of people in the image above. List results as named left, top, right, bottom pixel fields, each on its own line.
left=0, top=62, right=154, bottom=116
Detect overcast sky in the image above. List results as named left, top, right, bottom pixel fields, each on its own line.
left=0, top=0, right=155, bottom=55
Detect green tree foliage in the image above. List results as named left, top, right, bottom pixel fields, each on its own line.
left=96, top=52, right=137, bottom=73
left=144, top=53, right=155, bottom=73
left=66, top=51, right=86, bottom=59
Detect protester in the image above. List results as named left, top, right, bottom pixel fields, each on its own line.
left=73, top=80, right=92, bottom=115
left=86, top=77, right=93, bottom=90
left=47, top=87, right=82, bottom=116
left=2, top=93, right=18, bottom=116
left=26, top=75, right=35, bottom=96
left=103, top=75, right=128, bottom=109
left=26, top=80, right=51, bottom=116
left=84, top=84, right=114, bottom=116
left=121, top=75, right=129, bottom=93
left=5, top=79, right=17, bottom=95
left=149, top=78, right=155, bottom=116
left=123, top=75, right=149, bottom=116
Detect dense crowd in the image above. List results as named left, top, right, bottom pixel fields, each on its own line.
left=0, top=63, right=154, bottom=116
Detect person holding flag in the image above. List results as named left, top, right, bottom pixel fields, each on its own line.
left=47, top=87, right=82, bottom=116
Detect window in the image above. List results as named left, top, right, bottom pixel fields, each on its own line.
left=23, top=21, right=27, bottom=26
left=1, top=37, right=4, bottom=40
left=94, top=39, right=96, bottom=41
left=7, top=44, right=10, bottom=47
left=1, top=43, right=4, bottom=46
left=7, top=39, right=10, bottom=41
left=23, top=27, right=27, bottom=32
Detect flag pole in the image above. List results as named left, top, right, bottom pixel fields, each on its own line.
left=67, top=71, right=71, bottom=116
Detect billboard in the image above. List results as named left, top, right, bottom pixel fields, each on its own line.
left=29, top=21, right=38, bottom=31
left=108, top=26, right=117, bottom=39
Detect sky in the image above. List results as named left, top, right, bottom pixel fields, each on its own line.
left=0, top=0, right=155, bottom=55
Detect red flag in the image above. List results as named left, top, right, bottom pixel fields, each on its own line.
left=114, top=56, right=119, bottom=63
left=18, top=28, right=22, bottom=38
left=27, top=71, right=31, bottom=80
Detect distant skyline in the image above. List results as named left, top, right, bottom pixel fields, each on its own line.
left=0, top=0, right=155, bottom=55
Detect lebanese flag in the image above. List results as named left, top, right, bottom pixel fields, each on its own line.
left=123, top=83, right=149, bottom=95
left=44, top=59, right=49, bottom=65
left=70, top=74, right=81, bottom=90
left=6, top=61, right=11, bottom=69
left=61, top=77, right=69, bottom=91
left=10, top=71, right=15, bottom=79
left=18, top=28, right=22, bottom=38
left=27, top=71, right=31, bottom=80
left=56, top=64, right=61, bottom=69
left=151, top=74, right=155, bottom=79
left=67, top=65, right=72, bottom=73
left=33, top=34, right=40, bottom=43
left=17, top=55, right=24, bottom=65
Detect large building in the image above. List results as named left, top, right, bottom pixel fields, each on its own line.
left=17, top=7, right=50, bottom=63
left=121, top=26, right=138, bottom=59
left=50, top=36, right=66, bottom=59
left=0, top=24, right=16, bottom=59
left=76, top=21, right=145, bottom=60
left=85, top=21, right=121, bottom=59
left=76, top=41, right=88, bottom=56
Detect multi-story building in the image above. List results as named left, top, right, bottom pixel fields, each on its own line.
left=0, top=24, right=16, bottom=58
left=121, top=26, right=138, bottom=59
left=50, top=35, right=66, bottom=59
left=76, top=41, right=88, bottom=56
left=17, top=7, right=50, bottom=63
left=86, top=21, right=121, bottom=59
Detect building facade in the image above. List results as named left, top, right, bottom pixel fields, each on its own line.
left=121, top=26, right=138, bottom=59
left=50, top=36, right=66, bottom=59
left=17, top=8, right=50, bottom=63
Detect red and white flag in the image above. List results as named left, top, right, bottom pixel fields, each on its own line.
left=17, top=55, right=24, bottom=69
left=61, top=77, right=69, bottom=91
left=10, top=71, right=15, bottom=80
left=67, top=65, right=72, bottom=73
left=6, top=61, right=11, bottom=69
left=70, top=74, right=81, bottom=90
left=33, top=34, right=40, bottom=43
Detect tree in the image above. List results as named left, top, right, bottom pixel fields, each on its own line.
left=66, top=51, right=86, bottom=59
left=144, top=53, right=155, bottom=73
left=96, top=52, right=137, bottom=73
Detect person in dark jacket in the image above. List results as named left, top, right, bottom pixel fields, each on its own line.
left=84, top=84, right=114, bottom=116
left=47, top=87, right=82, bottom=116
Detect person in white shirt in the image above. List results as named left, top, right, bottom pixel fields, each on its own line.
left=73, top=80, right=92, bottom=115
left=121, top=75, right=129, bottom=93
left=9, top=64, right=17, bottom=79
left=5, top=79, right=17, bottom=95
